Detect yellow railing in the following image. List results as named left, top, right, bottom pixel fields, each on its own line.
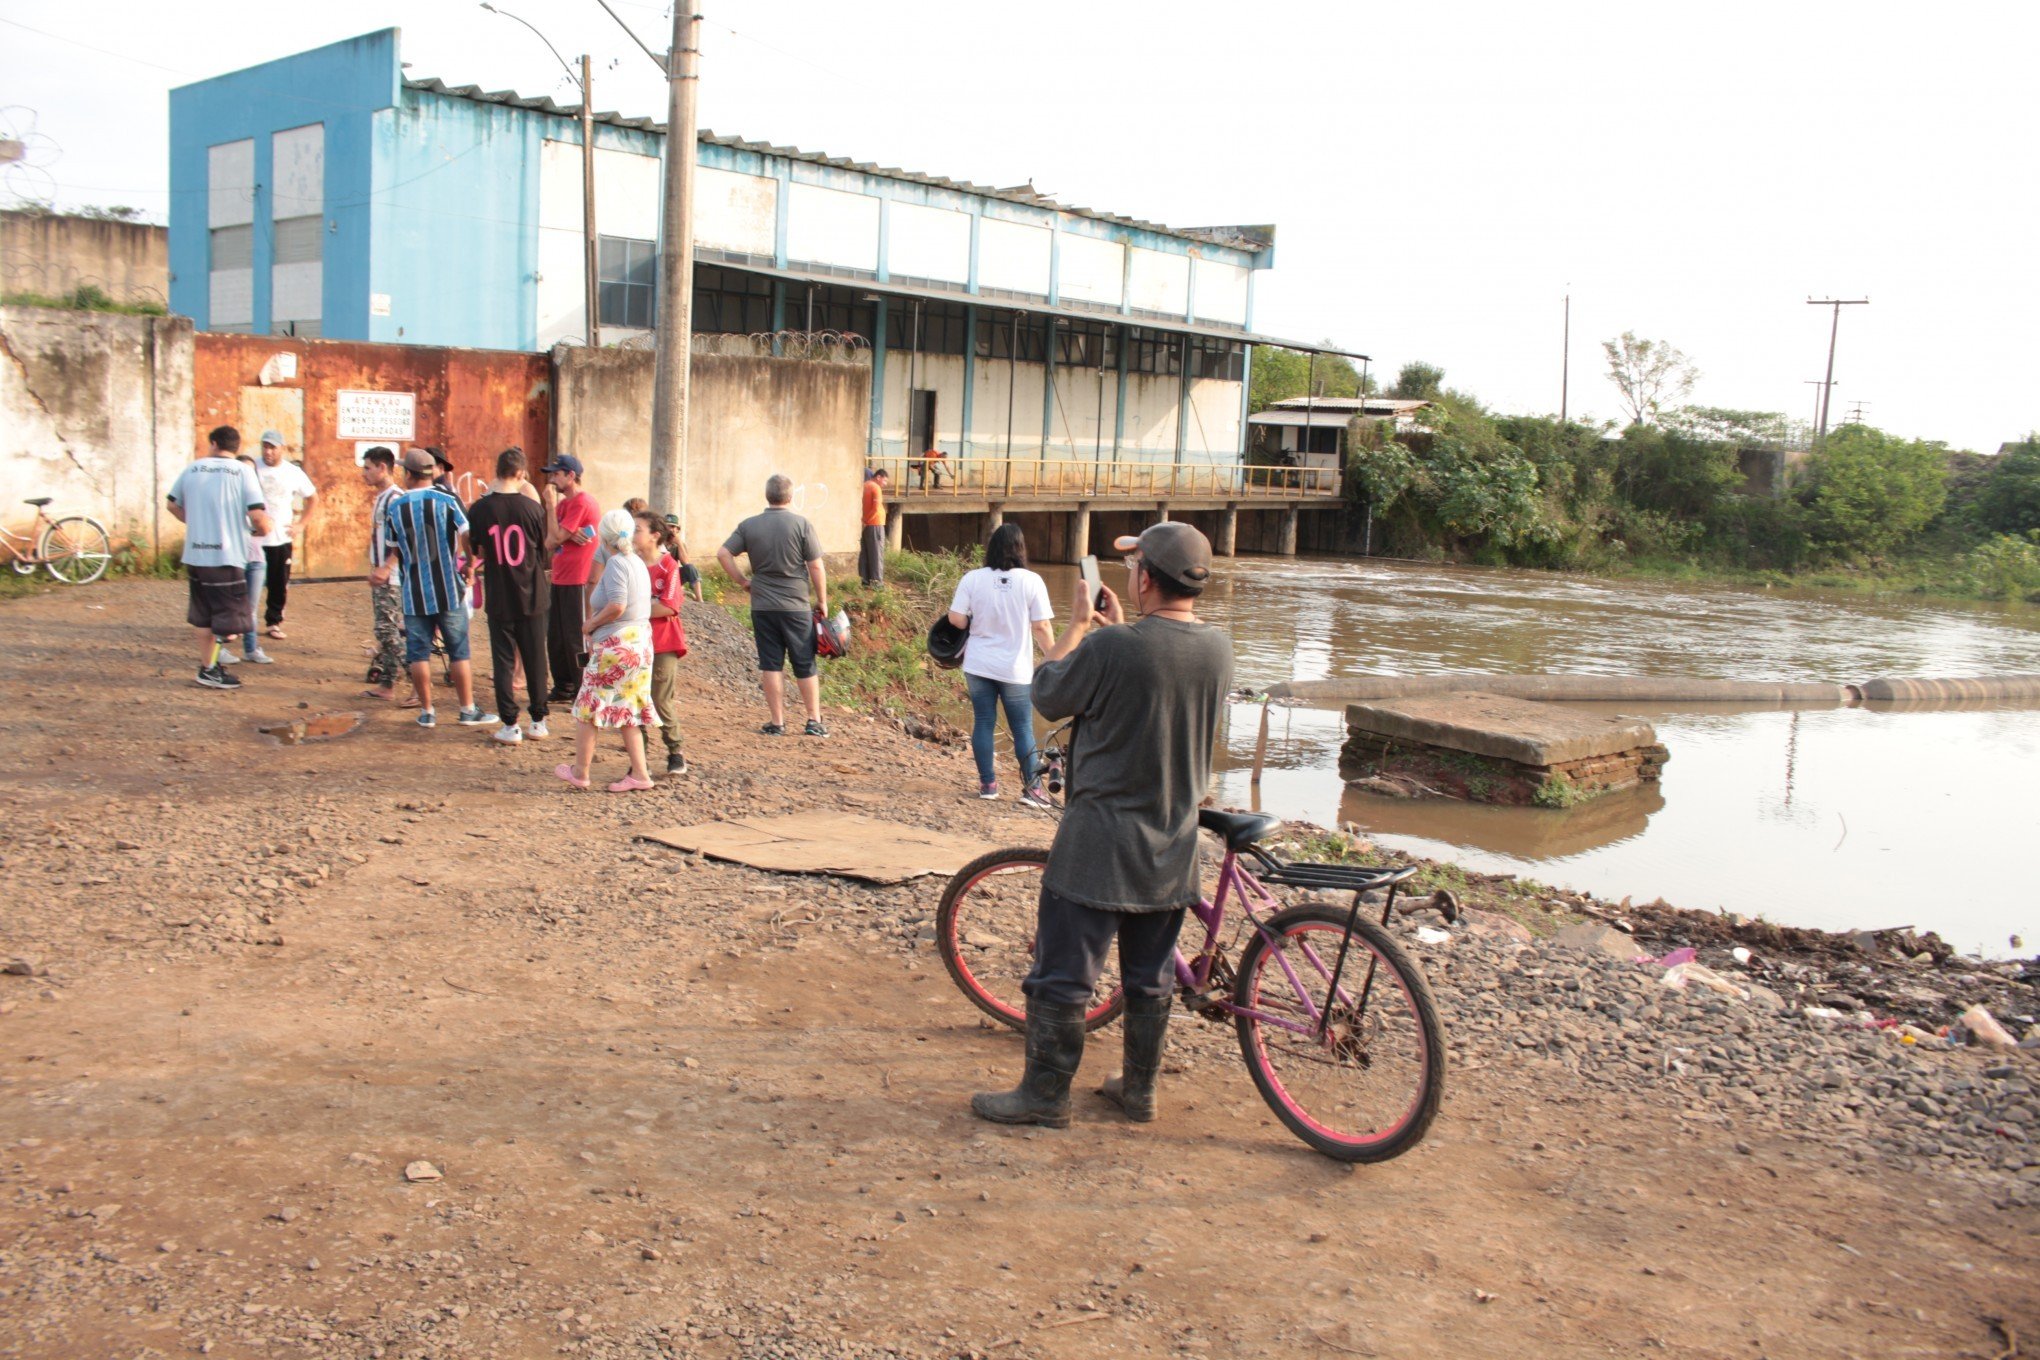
left=872, top=456, right=1339, bottom=501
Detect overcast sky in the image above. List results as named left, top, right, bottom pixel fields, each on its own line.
left=5, top=0, right=2035, bottom=450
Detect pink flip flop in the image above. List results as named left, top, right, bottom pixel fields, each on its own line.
left=553, top=762, right=591, bottom=790
left=606, top=775, right=655, bottom=793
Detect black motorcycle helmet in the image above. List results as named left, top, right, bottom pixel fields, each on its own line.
left=926, top=614, right=968, bottom=670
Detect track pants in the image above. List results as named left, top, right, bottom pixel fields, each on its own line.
left=262, top=542, right=293, bottom=626
left=547, top=581, right=586, bottom=700
left=487, top=607, right=549, bottom=725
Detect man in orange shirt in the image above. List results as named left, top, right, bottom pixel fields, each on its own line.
left=859, top=467, right=889, bottom=587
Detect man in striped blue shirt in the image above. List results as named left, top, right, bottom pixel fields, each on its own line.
left=373, top=449, right=495, bottom=730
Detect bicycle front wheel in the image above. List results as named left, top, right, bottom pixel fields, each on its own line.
left=1233, top=905, right=1444, bottom=1163
left=935, top=847, right=1125, bottom=1033
left=40, top=516, right=112, bottom=585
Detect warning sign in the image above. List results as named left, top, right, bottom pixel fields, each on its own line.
left=336, top=390, right=416, bottom=441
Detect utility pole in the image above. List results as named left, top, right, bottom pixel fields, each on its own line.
left=1806, top=297, right=1867, bottom=444
left=581, top=54, right=599, bottom=350
left=1560, top=291, right=1571, bottom=424
left=648, top=0, right=700, bottom=526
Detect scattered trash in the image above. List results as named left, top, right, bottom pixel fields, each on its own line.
left=1960, top=1005, right=2019, bottom=1051
left=1415, top=926, right=1451, bottom=945
left=1731, top=946, right=1753, bottom=966
left=1662, top=961, right=1747, bottom=1000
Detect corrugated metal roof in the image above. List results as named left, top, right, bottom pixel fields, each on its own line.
left=1246, top=410, right=1360, bottom=429
left=1266, top=396, right=1430, bottom=413
left=402, top=76, right=1274, bottom=253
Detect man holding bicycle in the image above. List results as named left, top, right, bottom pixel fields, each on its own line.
left=972, top=522, right=1232, bottom=1129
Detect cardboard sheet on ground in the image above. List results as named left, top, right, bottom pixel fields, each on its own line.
left=637, top=812, right=996, bottom=884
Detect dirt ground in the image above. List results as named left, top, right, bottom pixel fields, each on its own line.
left=2, top=579, right=2036, bottom=1360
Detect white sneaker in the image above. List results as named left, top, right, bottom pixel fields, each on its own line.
left=527, top=719, right=551, bottom=740
left=492, top=724, right=524, bottom=745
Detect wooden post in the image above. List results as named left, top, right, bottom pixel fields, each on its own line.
left=1251, top=702, right=1271, bottom=786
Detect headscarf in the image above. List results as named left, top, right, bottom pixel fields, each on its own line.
left=597, top=507, right=635, bottom=551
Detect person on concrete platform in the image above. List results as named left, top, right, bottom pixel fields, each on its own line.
left=253, top=429, right=316, bottom=640
left=166, top=425, right=272, bottom=691
left=971, top=522, right=1232, bottom=1132
left=466, top=446, right=552, bottom=745
left=717, top=473, right=829, bottom=738
left=859, top=467, right=889, bottom=587
left=375, top=449, right=494, bottom=730
left=356, top=447, right=413, bottom=705
left=540, top=454, right=600, bottom=704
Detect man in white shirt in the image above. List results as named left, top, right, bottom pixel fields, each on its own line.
left=254, top=430, right=317, bottom=639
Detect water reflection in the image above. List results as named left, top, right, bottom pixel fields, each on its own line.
left=1030, top=556, right=2040, bottom=955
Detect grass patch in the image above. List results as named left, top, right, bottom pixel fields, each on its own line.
left=2, top=285, right=167, bottom=316
left=1532, top=772, right=1586, bottom=809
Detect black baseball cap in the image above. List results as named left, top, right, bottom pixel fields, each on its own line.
left=426, top=446, right=454, bottom=470
left=541, top=453, right=584, bottom=475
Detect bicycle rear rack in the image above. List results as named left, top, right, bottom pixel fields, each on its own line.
left=1246, top=849, right=1425, bottom=1041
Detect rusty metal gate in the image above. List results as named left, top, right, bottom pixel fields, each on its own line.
left=192, top=335, right=552, bottom=579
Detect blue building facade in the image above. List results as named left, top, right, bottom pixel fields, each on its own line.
left=169, top=29, right=1287, bottom=463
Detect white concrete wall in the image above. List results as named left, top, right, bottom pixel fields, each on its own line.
left=1058, top=232, right=1124, bottom=307
left=0, top=308, right=195, bottom=555
left=1044, top=360, right=1119, bottom=460
left=553, top=346, right=868, bottom=556
left=1128, top=246, right=1190, bottom=317
left=1193, top=257, right=1248, bottom=326
left=1185, top=376, right=1243, bottom=461
left=881, top=352, right=967, bottom=453
left=536, top=140, right=665, bottom=348
left=978, top=217, right=1051, bottom=296
left=697, top=165, right=777, bottom=257
left=971, top=353, right=1049, bottom=455
left=887, top=201, right=971, bottom=284
left=786, top=183, right=879, bottom=270
left=1122, top=372, right=1183, bottom=458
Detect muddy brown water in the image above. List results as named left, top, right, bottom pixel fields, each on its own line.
left=1019, top=555, right=2040, bottom=957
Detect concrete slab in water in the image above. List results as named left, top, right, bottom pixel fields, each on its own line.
left=1346, top=692, right=1658, bottom=766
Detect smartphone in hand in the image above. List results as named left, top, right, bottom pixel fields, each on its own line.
left=1078, top=554, right=1105, bottom=611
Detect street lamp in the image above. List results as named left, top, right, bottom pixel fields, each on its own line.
left=481, top=2, right=601, bottom=347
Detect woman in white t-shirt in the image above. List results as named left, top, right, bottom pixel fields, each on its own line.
left=947, top=523, right=1057, bottom=805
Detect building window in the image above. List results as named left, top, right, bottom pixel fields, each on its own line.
left=1055, top=320, right=1118, bottom=370
left=784, top=283, right=875, bottom=340
left=206, top=138, right=255, bottom=331
left=1188, top=337, right=1244, bottom=382
left=885, top=299, right=970, bottom=357
left=271, top=123, right=324, bottom=335
left=1125, top=328, right=1182, bottom=377
left=693, top=264, right=772, bottom=334
left=599, top=235, right=658, bottom=330
left=975, top=312, right=1048, bottom=363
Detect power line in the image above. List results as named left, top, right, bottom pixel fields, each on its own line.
left=1807, top=296, right=1868, bottom=444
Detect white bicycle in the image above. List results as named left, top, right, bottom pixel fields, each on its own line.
left=5, top=497, right=113, bottom=585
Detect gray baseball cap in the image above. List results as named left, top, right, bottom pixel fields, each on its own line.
left=260, top=430, right=284, bottom=447
left=1114, top=522, right=1214, bottom=594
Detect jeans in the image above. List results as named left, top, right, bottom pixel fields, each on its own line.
left=1022, top=885, right=1186, bottom=1007
left=403, top=608, right=471, bottom=665
left=965, top=672, right=1037, bottom=788
left=240, top=559, right=265, bottom=655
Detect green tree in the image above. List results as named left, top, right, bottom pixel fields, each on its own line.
left=1615, top=424, right=1742, bottom=519
left=1802, top=425, right=1948, bottom=557
left=1247, top=344, right=1369, bottom=412
left=1603, top=332, right=1697, bottom=426
left=1662, top=406, right=1789, bottom=446
left=1978, top=436, right=2040, bottom=534
left=1390, top=361, right=1445, bottom=400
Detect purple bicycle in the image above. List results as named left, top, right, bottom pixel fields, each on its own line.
left=937, top=808, right=1446, bottom=1162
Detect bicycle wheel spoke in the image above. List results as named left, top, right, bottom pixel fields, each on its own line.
left=1236, top=913, right=1442, bottom=1159
left=936, top=850, right=1123, bottom=1030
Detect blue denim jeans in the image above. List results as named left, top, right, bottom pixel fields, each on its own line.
left=241, top=559, right=265, bottom=655
left=965, top=672, right=1037, bottom=788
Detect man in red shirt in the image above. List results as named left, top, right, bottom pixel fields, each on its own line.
left=540, top=454, right=600, bottom=703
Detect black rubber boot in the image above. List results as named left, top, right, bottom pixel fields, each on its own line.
left=1099, top=994, right=1173, bottom=1123
left=970, top=1000, right=1088, bottom=1128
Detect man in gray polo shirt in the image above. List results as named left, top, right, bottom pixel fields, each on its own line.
left=972, top=522, right=1233, bottom=1130
left=717, top=473, right=830, bottom=738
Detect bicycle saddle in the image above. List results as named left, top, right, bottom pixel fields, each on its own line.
left=1198, top=808, right=1281, bottom=852
left=23, top=497, right=52, bottom=507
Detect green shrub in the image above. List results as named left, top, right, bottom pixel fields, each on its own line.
left=1964, top=532, right=2040, bottom=601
